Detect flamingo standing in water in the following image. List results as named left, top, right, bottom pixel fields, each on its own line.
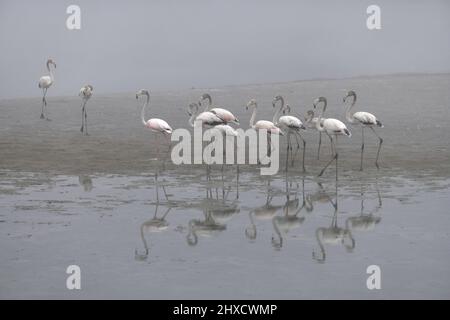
left=199, top=93, right=239, bottom=125
left=344, top=90, right=384, bottom=170
left=38, top=59, right=56, bottom=120
left=136, top=89, right=173, bottom=156
left=246, top=99, right=284, bottom=157
left=272, top=95, right=307, bottom=171
left=79, top=85, right=93, bottom=135
left=313, top=97, right=351, bottom=178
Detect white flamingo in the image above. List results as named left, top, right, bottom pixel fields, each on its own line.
left=79, top=85, right=93, bottom=135
left=246, top=99, right=284, bottom=157
left=344, top=90, right=384, bottom=170
left=313, top=97, right=351, bottom=177
left=272, top=95, right=307, bottom=171
left=304, top=110, right=325, bottom=160
left=136, top=90, right=173, bottom=156
left=188, top=102, right=225, bottom=127
left=38, top=58, right=56, bottom=120
left=199, top=93, right=239, bottom=124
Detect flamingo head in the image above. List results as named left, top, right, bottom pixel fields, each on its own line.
left=313, top=97, right=327, bottom=109
left=46, top=59, right=56, bottom=68
left=246, top=99, right=257, bottom=110
left=188, top=103, right=198, bottom=116
left=343, top=90, right=356, bottom=103
left=283, top=104, right=291, bottom=114
left=199, top=93, right=211, bottom=106
left=86, top=84, right=93, bottom=91
left=272, top=95, right=283, bottom=107
left=136, top=89, right=149, bottom=99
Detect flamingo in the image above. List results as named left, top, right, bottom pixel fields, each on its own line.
left=246, top=99, right=284, bottom=157
left=199, top=93, right=239, bottom=125
left=136, top=89, right=173, bottom=157
left=38, top=59, right=56, bottom=120
left=304, top=110, right=325, bottom=160
left=344, top=90, right=384, bottom=170
left=79, top=85, right=93, bottom=135
left=313, top=97, right=351, bottom=178
left=188, top=102, right=225, bottom=127
left=272, top=95, right=307, bottom=171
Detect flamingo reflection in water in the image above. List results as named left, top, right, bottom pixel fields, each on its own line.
left=312, top=182, right=355, bottom=263
left=135, top=203, right=172, bottom=261
left=271, top=176, right=310, bottom=250
left=187, top=172, right=240, bottom=246
left=345, top=180, right=382, bottom=238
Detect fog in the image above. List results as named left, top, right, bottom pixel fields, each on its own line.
left=0, top=0, right=449, bottom=99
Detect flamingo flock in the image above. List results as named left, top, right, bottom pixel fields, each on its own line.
left=37, top=58, right=384, bottom=174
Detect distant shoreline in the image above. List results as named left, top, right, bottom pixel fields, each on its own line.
left=1, top=72, right=449, bottom=102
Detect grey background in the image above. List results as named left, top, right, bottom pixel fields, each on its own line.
left=0, top=0, right=449, bottom=99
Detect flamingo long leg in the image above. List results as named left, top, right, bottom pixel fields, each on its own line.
left=40, top=88, right=46, bottom=119
left=294, top=131, right=306, bottom=172
left=317, top=132, right=322, bottom=160
left=285, top=132, right=291, bottom=172
left=80, top=102, right=85, bottom=133
left=84, top=104, right=88, bottom=135
left=370, top=127, right=383, bottom=169
left=318, top=135, right=337, bottom=177
left=360, top=127, right=365, bottom=171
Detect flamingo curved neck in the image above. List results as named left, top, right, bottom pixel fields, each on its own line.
left=272, top=97, right=284, bottom=125
left=189, top=110, right=197, bottom=127
left=272, top=218, right=282, bottom=247
left=141, top=94, right=150, bottom=126
left=47, top=63, right=54, bottom=82
left=314, top=228, right=326, bottom=262
left=140, top=224, right=149, bottom=254
left=202, top=95, right=212, bottom=112
left=345, top=94, right=357, bottom=123
left=316, top=100, right=327, bottom=132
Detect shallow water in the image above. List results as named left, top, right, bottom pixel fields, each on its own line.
left=0, top=167, right=449, bottom=299
left=1, top=74, right=450, bottom=299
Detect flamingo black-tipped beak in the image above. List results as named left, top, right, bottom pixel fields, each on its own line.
left=135, top=94, right=138, bottom=99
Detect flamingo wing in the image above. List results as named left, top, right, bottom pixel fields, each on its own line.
left=210, top=108, right=239, bottom=124
left=255, top=120, right=284, bottom=135
left=279, top=115, right=306, bottom=131
left=38, top=76, right=52, bottom=89
left=353, top=111, right=378, bottom=126
left=323, top=118, right=351, bottom=137
left=196, top=111, right=225, bottom=126
left=146, top=118, right=173, bottom=135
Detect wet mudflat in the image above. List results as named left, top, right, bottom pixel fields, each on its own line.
left=1, top=74, right=450, bottom=299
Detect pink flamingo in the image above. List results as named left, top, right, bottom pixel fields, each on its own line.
left=136, top=89, right=173, bottom=156
left=246, top=99, right=284, bottom=157
left=199, top=93, right=239, bottom=125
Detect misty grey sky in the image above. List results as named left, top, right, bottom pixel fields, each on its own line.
left=0, top=0, right=449, bottom=99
